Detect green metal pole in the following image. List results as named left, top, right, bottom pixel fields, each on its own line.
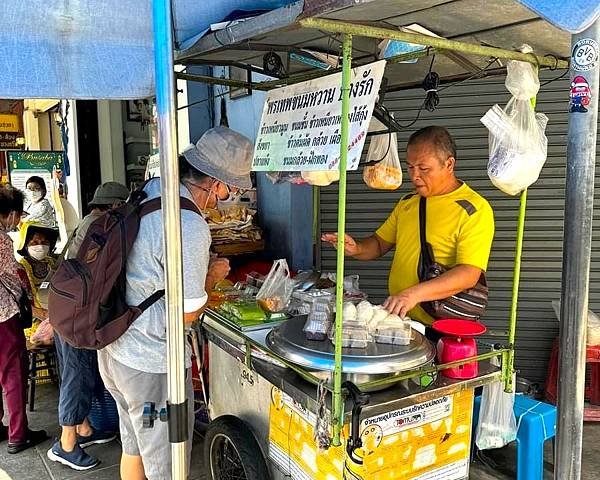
left=332, top=33, right=352, bottom=446
left=504, top=188, right=527, bottom=391
left=299, top=18, right=568, bottom=70
left=504, top=95, right=537, bottom=392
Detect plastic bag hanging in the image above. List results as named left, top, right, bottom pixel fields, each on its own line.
left=475, top=356, right=517, bottom=450
left=481, top=53, right=548, bottom=196
left=256, top=259, right=293, bottom=313
left=363, top=118, right=402, bottom=190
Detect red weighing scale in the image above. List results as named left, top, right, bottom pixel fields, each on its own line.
left=432, top=319, right=487, bottom=379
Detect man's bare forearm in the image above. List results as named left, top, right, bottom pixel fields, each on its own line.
left=352, top=236, right=386, bottom=260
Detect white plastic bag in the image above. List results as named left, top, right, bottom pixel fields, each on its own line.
left=551, top=300, right=600, bottom=346
left=481, top=57, right=548, bottom=196
left=256, top=259, right=293, bottom=313
left=363, top=119, right=402, bottom=190
left=475, top=356, right=517, bottom=450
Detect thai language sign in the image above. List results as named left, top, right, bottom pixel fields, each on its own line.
left=252, top=60, right=386, bottom=172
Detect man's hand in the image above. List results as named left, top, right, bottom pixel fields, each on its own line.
left=208, top=257, right=230, bottom=284
left=383, top=288, right=420, bottom=318
left=321, top=233, right=360, bottom=257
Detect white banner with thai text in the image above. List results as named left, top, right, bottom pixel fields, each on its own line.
left=252, top=60, right=386, bottom=172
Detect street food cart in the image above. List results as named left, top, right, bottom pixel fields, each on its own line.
left=177, top=5, right=581, bottom=477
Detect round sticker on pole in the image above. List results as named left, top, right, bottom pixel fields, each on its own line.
left=572, top=38, right=599, bottom=72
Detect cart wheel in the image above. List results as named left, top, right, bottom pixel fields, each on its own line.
left=205, top=416, right=269, bottom=480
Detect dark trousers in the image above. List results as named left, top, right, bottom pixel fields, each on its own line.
left=54, top=334, right=102, bottom=426
left=0, top=315, right=29, bottom=443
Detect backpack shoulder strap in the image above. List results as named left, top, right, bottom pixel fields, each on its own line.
left=139, top=197, right=201, bottom=217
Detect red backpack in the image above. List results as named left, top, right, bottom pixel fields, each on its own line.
left=49, top=189, right=200, bottom=349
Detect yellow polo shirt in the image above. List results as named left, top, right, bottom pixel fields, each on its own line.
left=376, top=182, right=495, bottom=324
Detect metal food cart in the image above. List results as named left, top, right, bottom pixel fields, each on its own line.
left=171, top=5, right=592, bottom=476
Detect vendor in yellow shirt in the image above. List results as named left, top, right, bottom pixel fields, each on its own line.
left=322, top=126, right=495, bottom=325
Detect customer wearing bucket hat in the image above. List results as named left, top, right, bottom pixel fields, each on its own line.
left=97, top=126, right=253, bottom=480
left=48, top=182, right=129, bottom=471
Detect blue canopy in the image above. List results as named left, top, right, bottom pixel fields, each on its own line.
left=518, top=0, right=600, bottom=34
left=0, top=0, right=294, bottom=100
left=1, top=0, right=598, bottom=100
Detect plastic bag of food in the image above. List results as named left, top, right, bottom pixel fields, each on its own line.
left=481, top=54, right=548, bottom=196
left=475, top=355, right=517, bottom=450
left=256, top=259, right=293, bottom=313
left=301, top=170, right=340, bottom=187
left=363, top=124, right=402, bottom=190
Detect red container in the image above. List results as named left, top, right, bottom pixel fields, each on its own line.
left=437, top=337, right=479, bottom=379
left=432, top=319, right=486, bottom=380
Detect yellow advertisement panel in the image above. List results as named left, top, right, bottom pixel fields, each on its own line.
left=269, top=388, right=474, bottom=480
left=0, top=114, right=19, bottom=132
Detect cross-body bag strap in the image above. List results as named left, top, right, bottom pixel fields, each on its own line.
left=418, top=196, right=435, bottom=268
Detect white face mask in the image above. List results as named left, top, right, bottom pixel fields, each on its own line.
left=28, top=244, right=50, bottom=261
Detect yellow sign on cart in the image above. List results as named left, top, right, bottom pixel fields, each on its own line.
left=269, top=387, right=474, bottom=480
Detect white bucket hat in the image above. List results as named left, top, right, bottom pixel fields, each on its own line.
left=181, top=127, right=254, bottom=189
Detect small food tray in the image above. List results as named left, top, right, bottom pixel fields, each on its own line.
left=329, top=326, right=371, bottom=349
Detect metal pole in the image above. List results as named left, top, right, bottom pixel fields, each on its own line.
left=555, top=19, right=599, bottom=480
left=299, top=18, right=569, bottom=69
left=504, top=188, right=527, bottom=391
left=332, top=33, right=352, bottom=446
left=505, top=90, right=537, bottom=392
left=152, top=0, right=188, bottom=478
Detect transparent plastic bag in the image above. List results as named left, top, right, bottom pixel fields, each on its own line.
left=301, top=170, right=340, bottom=187
left=475, top=356, right=517, bottom=450
left=551, top=300, right=600, bottom=346
left=481, top=56, right=548, bottom=196
left=363, top=131, right=403, bottom=190
left=256, top=259, right=293, bottom=313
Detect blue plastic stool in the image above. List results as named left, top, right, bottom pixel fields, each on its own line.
left=473, top=394, right=557, bottom=480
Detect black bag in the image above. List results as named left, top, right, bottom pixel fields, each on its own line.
left=1, top=279, right=33, bottom=329
left=417, top=196, right=488, bottom=321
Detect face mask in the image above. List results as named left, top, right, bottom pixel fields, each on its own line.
left=28, top=244, right=50, bottom=261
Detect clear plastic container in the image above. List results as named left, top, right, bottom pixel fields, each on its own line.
left=329, top=325, right=371, bottom=349
left=303, top=299, right=333, bottom=341
left=374, top=322, right=412, bottom=345
left=290, top=290, right=334, bottom=316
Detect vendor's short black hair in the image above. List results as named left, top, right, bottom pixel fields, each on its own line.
left=408, top=126, right=457, bottom=162
left=179, top=155, right=209, bottom=183
left=0, top=184, right=24, bottom=216
left=26, top=175, right=47, bottom=197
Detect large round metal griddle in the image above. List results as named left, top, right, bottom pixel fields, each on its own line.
left=266, top=317, right=436, bottom=390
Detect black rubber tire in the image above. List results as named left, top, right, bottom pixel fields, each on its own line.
left=204, top=416, right=270, bottom=480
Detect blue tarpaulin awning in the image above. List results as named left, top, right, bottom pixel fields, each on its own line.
left=0, top=0, right=598, bottom=100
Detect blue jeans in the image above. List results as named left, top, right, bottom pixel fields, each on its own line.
left=54, top=334, right=103, bottom=426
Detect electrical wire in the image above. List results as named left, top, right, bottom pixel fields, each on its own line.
left=437, top=57, right=500, bottom=93
left=541, top=68, right=569, bottom=87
